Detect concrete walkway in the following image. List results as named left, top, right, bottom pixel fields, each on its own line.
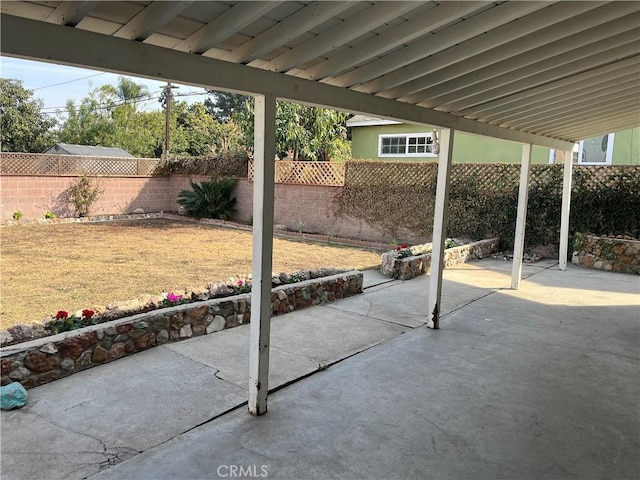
left=1, top=259, right=638, bottom=479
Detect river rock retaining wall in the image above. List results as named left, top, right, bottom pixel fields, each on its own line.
left=0, top=271, right=363, bottom=389
left=381, top=238, right=499, bottom=280
left=572, top=235, right=640, bottom=274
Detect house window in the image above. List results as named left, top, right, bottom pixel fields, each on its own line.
left=379, top=133, right=437, bottom=157
left=577, top=133, right=615, bottom=165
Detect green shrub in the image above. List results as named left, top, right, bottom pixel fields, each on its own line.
left=44, top=211, right=56, bottom=219
left=12, top=210, right=23, bottom=221
left=177, top=176, right=237, bottom=220
left=67, top=175, right=104, bottom=217
left=336, top=162, right=639, bottom=250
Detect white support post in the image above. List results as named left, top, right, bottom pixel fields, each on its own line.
left=248, top=94, right=276, bottom=416
left=427, top=128, right=455, bottom=329
left=558, top=151, right=573, bottom=270
left=511, top=143, right=532, bottom=289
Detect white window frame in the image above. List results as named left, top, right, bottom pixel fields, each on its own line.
left=378, top=133, right=437, bottom=158
left=577, top=133, right=615, bottom=165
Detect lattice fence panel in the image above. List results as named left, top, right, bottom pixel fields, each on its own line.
left=343, top=161, right=637, bottom=192
left=1, top=153, right=60, bottom=174
left=248, top=161, right=345, bottom=186
left=345, top=160, right=438, bottom=187
left=1, top=153, right=161, bottom=176
left=59, top=156, right=138, bottom=175
left=572, top=165, right=640, bottom=190
left=137, top=159, right=161, bottom=175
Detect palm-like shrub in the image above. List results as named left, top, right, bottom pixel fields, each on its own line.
left=177, top=176, right=237, bottom=219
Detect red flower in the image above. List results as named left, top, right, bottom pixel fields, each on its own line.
left=82, top=309, right=95, bottom=319
left=55, top=310, right=68, bottom=320
left=400, top=244, right=409, bottom=249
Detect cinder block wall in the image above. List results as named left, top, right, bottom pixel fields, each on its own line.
left=1, top=174, right=399, bottom=243
left=233, top=179, right=402, bottom=243
left=0, top=175, right=172, bottom=220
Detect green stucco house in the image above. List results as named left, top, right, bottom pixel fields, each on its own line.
left=347, top=115, right=639, bottom=165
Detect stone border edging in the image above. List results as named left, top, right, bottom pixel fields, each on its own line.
left=380, top=238, right=500, bottom=280
left=162, top=213, right=395, bottom=251
left=572, top=234, right=640, bottom=274
left=0, top=271, right=363, bottom=389
left=2, top=212, right=163, bottom=227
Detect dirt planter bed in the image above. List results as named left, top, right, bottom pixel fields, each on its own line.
left=0, top=271, right=363, bottom=389
left=380, top=238, right=500, bottom=280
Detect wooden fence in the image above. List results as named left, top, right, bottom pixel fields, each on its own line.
left=248, top=160, right=346, bottom=186
left=0, top=153, right=160, bottom=176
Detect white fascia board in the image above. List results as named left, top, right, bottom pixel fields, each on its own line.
left=346, top=119, right=403, bottom=127
left=0, top=14, right=575, bottom=150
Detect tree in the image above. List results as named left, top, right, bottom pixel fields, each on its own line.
left=57, top=87, right=115, bottom=146
left=205, top=91, right=249, bottom=122
left=101, top=77, right=150, bottom=110
left=173, top=101, right=218, bottom=157
left=109, top=105, right=165, bottom=157
left=57, top=81, right=165, bottom=157
left=0, top=78, right=56, bottom=152
left=235, top=98, right=349, bottom=160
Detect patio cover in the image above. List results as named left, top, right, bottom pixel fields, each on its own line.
left=2, top=1, right=639, bottom=414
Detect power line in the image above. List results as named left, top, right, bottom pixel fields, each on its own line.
left=33, top=72, right=106, bottom=90
left=39, top=89, right=209, bottom=113
left=40, top=93, right=164, bottom=113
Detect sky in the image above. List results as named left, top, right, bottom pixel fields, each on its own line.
left=0, top=56, right=211, bottom=118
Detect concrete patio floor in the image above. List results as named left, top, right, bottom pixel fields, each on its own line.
left=1, top=259, right=638, bottom=479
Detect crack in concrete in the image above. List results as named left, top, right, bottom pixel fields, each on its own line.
left=326, top=303, right=416, bottom=328
left=98, top=446, right=140, bottom=472
left=28, top=411, right=142, bottom=475
left=163, top=344, right=251, bottom=391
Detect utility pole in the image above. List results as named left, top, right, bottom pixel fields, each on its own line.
left=163, top=82, right=178, bottom=158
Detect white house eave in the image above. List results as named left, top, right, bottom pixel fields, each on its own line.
left=0, top=14, right=575, bottom=151
left=346, top=119, right=403, bottom=127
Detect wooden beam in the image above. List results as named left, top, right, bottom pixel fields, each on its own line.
left=113, top=1, right=193, bottom=41
left=511, top=144, right=532, bottom=290
left=249, top=94, right=277, bottom=416
left=501, top=86, right=639, bottom=130
left=427, top=129, right=454, bottom=329
left=478, top=70, right=640, bottom=123
left=0, top=14, right=576, bottom=150
left=298, top=1, right=486, bottom=81
left=46, top=1, right=98, bottom=26
left=175, top=2, right=283, bottom=54
left=402, top=10, right=640, bottom=105
left=368, top=0, right=607, bottom=98
left=262, top=1, right=421, bottom=73
left=219, top=2, right=355, bottom=64
left=333, top=1, right=550, bottom=89
left=559, top=155, right=573, bottom=271
left=460, top=56, right=640, bottom=118
left=433, top=36, right=640, bottom=113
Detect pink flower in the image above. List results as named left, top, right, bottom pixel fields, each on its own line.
left=167, top=292, right=183, bottom=303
